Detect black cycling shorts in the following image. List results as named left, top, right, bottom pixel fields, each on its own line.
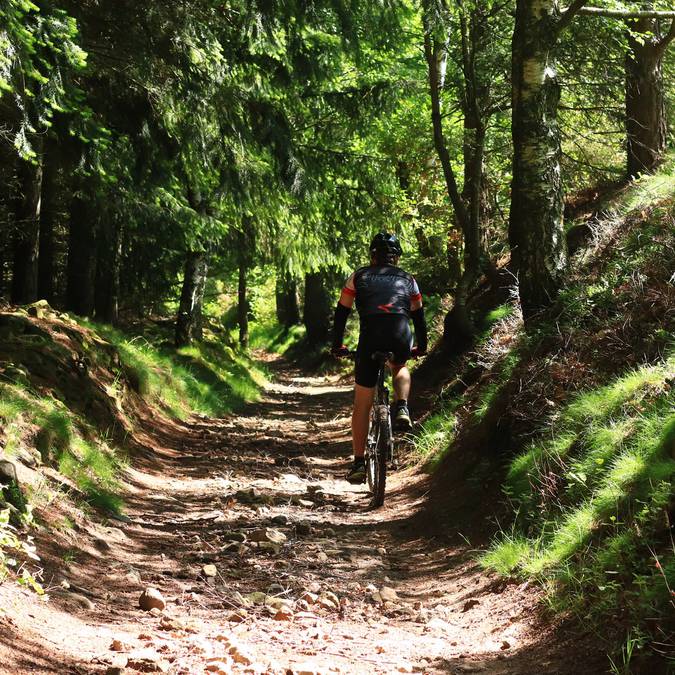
left=354, top=315, right=413, bottom=387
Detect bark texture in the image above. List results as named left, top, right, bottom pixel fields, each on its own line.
left=625, top=17, right=674, bottom=176
left=11, top=140, right=44, bottom=305
left=509, top=0, right=568, bottom=319
left=94, top=216, right=122, bottom=323
left=423, top=6, right=487, bottom=345
left=175, top=251, right=209, bottom=347
left=38, top=143, right=58, bottom=304
left=304, top=270, right=335, bottom=346
left=275, top=272, right=301, bottom=327
left=65, top=190, right=97, bottom=316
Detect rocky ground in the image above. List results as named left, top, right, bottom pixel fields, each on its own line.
left=0, top=358, right=609, bottom=674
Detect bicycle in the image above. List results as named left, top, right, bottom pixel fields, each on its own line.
left=339, top=350, right=394, bottom=507
left=365, top=350, right=394, bottom=507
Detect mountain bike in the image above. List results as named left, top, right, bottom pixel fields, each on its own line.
left=365, top=351, right=394, bottom=507
left=339, top=350, right=394, bottom=507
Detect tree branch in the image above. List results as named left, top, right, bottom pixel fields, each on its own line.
left=569, top=6, right=675, bottom=19
left=656, top=18, right=675, bottom=54
left=558, top=0, right=590, bottom=32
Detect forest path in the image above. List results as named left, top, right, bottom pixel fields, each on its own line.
left=0, top=355, right=606, bottom=674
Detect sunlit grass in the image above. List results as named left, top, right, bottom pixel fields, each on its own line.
left=484, top=346, right=675, bottom=654
left=480, top=533, right=530, bottom=575
left=0, top=381, right=125, bottom=514
left=87, top=322, right=267, bottom=418
left=250, top=322, right=306, bottom=354
left=414, top=406, right=458, bottom=471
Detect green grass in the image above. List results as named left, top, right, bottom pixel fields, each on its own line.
left=483, top=303, right=514, bottom=328
left=483, top=352, right=675, bottom=654
left=1, top=317, right=268, bottom=528
left=414, top=404, right=459, bottom=471
left=477, top=160, right=675, bottom=662
left=88, top=322, right=267, bottom=418
left=250, top=322, right=306, bottom=355
left=0, top=380, right=125, bottom=515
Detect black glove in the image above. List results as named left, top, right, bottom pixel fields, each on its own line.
left=411, top=346, right=427, bottom=358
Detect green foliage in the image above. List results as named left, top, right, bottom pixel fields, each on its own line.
left=413, top=404, right=458, bottom=471
left=250, top=323, right=307, bottom=355
left=90, top=323, right=267, bottom=418
left=0, top=380, right=125, bottom=514
left=470, top=171, right=675, bottom=662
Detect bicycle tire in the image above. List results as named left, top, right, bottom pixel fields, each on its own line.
left=366, top=415, right=377, bottom=494
left=371, top=408, right=390, bottom=507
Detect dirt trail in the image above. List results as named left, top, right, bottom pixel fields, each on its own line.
left=0, top=356, right=607, bottom=675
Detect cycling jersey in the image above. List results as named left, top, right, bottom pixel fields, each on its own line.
left=342, top=265, right=422, bottom=318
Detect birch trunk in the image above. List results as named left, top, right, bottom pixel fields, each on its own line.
left=175, top=251, right=209, bottom=347
left=509, top=0, right=567, bottom=319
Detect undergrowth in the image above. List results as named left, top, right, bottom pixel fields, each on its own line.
left=477, top=165, right=675, bottom=666
left=0, top=315, right=268, bottom=592
left=483, top=353, right=675, bottom=662
left=0, top=380, right=126, bottom=515
left=413, top=301, right=519, bottom=470
left=89, top=322, right=267, bottom=418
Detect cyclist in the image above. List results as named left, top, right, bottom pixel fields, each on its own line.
left=331, top=232, right=428, bottom=484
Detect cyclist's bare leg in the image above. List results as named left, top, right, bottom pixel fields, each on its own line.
left=390, top=364, right=411, bottom=403
left=352, top=384, right=375, bottom=459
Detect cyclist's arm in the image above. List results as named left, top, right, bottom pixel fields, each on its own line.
left=332, top=275, right=356, bottom=348
left=410, top=278, right=428, bottom=352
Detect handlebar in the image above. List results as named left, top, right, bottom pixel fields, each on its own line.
left=332, top=349, right=424, bottom=361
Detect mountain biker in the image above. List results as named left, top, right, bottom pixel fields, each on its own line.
left=331, top=232, right=428, bottom=484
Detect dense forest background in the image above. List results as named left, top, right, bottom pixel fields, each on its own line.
left=2, top=0, right=673, bottom=345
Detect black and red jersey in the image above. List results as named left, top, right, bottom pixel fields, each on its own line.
left=342, top=265, right=422, bottom=318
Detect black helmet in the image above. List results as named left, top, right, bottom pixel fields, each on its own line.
left=369, top=232, right=403, bottom=257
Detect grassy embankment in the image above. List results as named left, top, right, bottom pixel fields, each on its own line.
left=415, top=160, right=675, bottom=668
left=0, top=313, right=266, bottom=585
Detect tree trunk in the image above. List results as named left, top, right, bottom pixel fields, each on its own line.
left=11, top=138, right=44, bottom=305
left=38, top=141, right=57, bottom=304
left=625, top=18, right=671, bottom=177
left=509, top=0, right=568, bottom=320
left=193, top=261, right=208, bottom=341
left=275, top=271, right=301, bottom=327
left=238, top=252, right=249, bottom=349
left=304, top=270, right=334, bottom=346
left=175, top=250, right=209, bottom=347
left=65, top=190, right=97, bottom=316
left=94, top=215, right=122, bottom=323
